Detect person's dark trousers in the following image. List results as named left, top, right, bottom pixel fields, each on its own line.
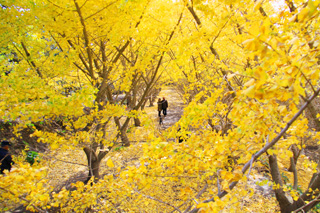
left=158, top=111, right=161, bottom=117
left=163, top=108, right=167, bottom=116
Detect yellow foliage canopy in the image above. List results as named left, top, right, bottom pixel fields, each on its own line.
left=1, top=0, right=320, bottom=212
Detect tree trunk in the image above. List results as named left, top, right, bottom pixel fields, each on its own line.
left=119, top=128, right=130, bottom=146
left=149, top=95, right=154, bottom=106
left=83, top=147, right=101, bottom=183
left=141, top=98, right=148, bottom=110
left=87, top=158, right=101, bottom=183
left=114, top=117, right=130, bottom=147
left=306, top=100, right=320, bottom=131
left=268, top=154, right=320, bottom=213
left=134, top=117, right=141, bottom=127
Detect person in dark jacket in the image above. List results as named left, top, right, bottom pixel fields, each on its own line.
left=162, top=97, right=168, bottom=116
left=157, top=98, right=163, bottom=117
left=0, top=140, right=14, bottom=174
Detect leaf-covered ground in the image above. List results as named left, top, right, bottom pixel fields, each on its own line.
left=42, top=86, right=278, bottom=212
left=5, top=86, right=319, bottom=212
left=26, top=86, right=184, bottom=197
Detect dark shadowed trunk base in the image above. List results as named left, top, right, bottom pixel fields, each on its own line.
left=134, top=118, right=141, bottom=127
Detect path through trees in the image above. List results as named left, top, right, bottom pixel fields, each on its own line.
left=152, top=86, right=185, bottom=130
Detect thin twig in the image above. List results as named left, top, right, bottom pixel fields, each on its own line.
left=48, top=157, right=87, bottom=166
left=297, top=66, right=316, bottom=93
left=293, top=194, right=320, bottom=212
left=246, top=156, right=255, bottom=177
left=84, top=0, right=118, bottom=20
left=0, top=187, right=46, bottom=213
left=134, top=188, right=182, bottom=213
left=217, top=171, right=221, bottom=194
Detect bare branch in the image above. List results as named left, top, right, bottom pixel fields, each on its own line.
left=293, top=194, right=320, bottom=213
left=186, top=2, right=201, bottom=26
left=85, top=0, right=118, bottom=20
left=134, top=189, right=182, bottom=213
left=74, top=0, right=94, bottom=79
left=44, top=156, right=87, bottom=167
left=134, top=10, right=184, bottom=110
left=285, top=0, right=297, bottom=12
left=17, top=42, right=43, bottom=78
left=0, top=187, right=46, bottom=213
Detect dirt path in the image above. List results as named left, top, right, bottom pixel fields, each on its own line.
left=151, top=86, right=185, bottom=130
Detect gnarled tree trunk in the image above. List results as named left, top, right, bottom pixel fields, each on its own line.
left=134, top=118, right=141, bottom=127
left=269, top=154, right=320, bottom=212
left=83, top=147, right=106, bottom=183
left=114, top=117, right=130, bottom=147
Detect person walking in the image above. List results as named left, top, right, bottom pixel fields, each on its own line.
left=162, top=97, right=168, bottom=116
left=157, top=98, right=163, bottom=117
left=0, top=140, right=14, bottom=174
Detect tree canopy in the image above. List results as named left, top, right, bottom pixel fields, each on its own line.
left=1, top=0, right=320, bottom=212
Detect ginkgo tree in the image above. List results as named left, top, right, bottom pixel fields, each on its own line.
left=124, top=0, right=320, bottom=212
left=0, top=0, right=182, bottom=181
left=162, top=0, right=320, bottom=212
left=1, top=0, right=320, bottom=212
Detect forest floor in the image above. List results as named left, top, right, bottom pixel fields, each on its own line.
left=48, top=86, right=279, bottom=212
left=8, top=86, right=184, bottom=212
left=52, top=86, right=186, bottom=191
left=3, top=86, right=280, bottom=212
left=5, top=86, right=320, bottom=212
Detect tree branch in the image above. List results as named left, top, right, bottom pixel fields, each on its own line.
left=293, top=194, right=320, bottom=213
left=285, top=0, right=297, bottom=12
left=299, top=172, right=320, bottom=211
left=186, top=2, right=201, bottom=26
left=95, top=1, right=150, bottom=104
left=74, top=0, right=94, bottom=79
left=134, top=188, right=182, bottom=213
left=134, top=10, right=184, bottom=110
left=83, top=146, right=98, bottom=162
left=18, top=42, right=43, bottom=78
left=84, top=0, right=118, bottom=20
left=188, top=87, right=320, bottom=213
left=0, top=187, right=46, bottom=213
left=288, top=144, right=300, bottom=190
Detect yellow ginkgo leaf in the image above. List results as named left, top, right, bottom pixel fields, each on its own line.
left=107, top=158, right=115, bottom=168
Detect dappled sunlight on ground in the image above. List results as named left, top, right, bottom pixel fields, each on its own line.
left=51, top=86, right=185, bottom=190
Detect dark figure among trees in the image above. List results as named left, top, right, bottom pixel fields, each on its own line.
left=157, top=98, right=163, bottom=117
left=161, top=97, right=168, bottom=116
left=0, top=140, right=14, bottom=174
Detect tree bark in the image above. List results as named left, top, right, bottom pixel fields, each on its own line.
left=305, top=100, right=320, bottom=131
left=269, top=154, right=320, bottom=213
left=288, top=144, right=300, bottom=173
left=83, top=145, right=110, bottom=183
left=149, top=95, right=154, bottom=106
left=83, top=147, right=101, bottom=183
left=268, top=154, right=292, bottom=212
left=299, top=173, right=320, bottom=211
left=134, top=118, right=141, bottom=127
left=114, top=117, right=130, bottom=146
left=119, top=128, right=130, bottom=146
